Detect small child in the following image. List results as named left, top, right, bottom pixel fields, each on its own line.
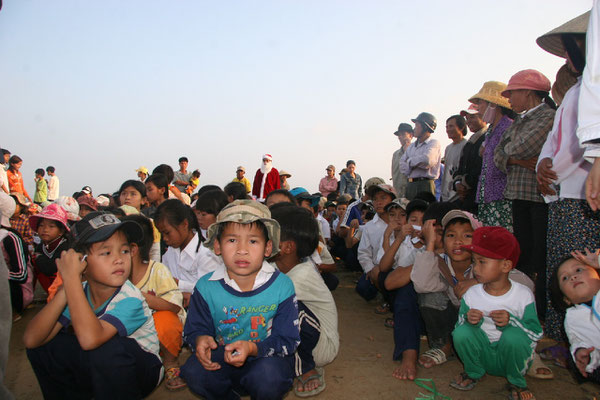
left=271, top=204, right=339, bottom=397
left=29, top=204, right=71, bottom=292
left=118, top=180, right=147, bottom=212
left=24, top=211, right=163, bottom=399
left=33, top=168, right=48, bottom=205
left=186, top=169, right=201, bottom=195
left=451, top=226, right=542, bottom=400
left=193, top=189, right=229, bottom=240
left=180, top=200, right=300, bottom=399
left=77, top=195, right=98, bottom=218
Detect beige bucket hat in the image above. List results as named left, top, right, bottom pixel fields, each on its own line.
left=468, top=81, right=512, bottom=109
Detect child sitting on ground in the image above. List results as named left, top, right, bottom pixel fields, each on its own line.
left=125, top=214, right=187, bottom=391
left=180, top=200, right=300, bottom=399
left=24, top=212, right=163, bottom=399
left=193, top=189, right=229, bottom=240
left=451, top=226, right=542, bottom=400
left=9, top=192, right=34, bottom=253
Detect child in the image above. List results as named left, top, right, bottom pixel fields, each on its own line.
left=77, top=196, right=98, bottom=218
left=271, top=205, right=339, bottom=397
left=125, top=214, right=187, bottom=391
left=118, top=180, right=147, bottom=212
left=186, top=169, right=201, bottom=195
left=33, top=168, right=48, bottom=205
left=180, top=200, right=300, bottom=399
left=451, top=226, right=542, bottom=400
left=24, top=211, right=163, bottom=399
left=193, top=189, right=229, bottom=239
left=155, top=199, right=220, bottom=307
left=143, top=173, right=169, bottom=219
left=9, top=192, right=34, bottom=252
left=29, top=204, right=71, bottom=292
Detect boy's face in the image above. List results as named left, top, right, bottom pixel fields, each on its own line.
left=38, top=219, right=63, bottom=244
left=558, top=258, right=600, bottom=305
left=85, top=230, right=131, bottom=289
left=299, top=199, right=312, bottom=211
left=372, top=191, right=393, bottom=215
left=443, top=221, right=473, bottom=263
left=387, top=207, right=407, bottom=230
left=79, top=205, right=94, bottom=218
left=35, top=173, right=42, bottom=179
left=236, top=170, right=244, bottom=179
left=194, top=209, right=217, bottom=230
left=472, top=253, right=510, bottom=284
left=213, top=223, right=273, bottom=284
left=407, top=210, right=424, bottom=228
left=335, top=204, right=347, bottom=219
left=145, top=182, right=163, bottom=203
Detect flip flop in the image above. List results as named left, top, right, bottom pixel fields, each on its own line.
left=384, top=317, right=394, bottom=328
left=374, top=303, right=390, bottom=314
left=449, top=372, right=478, bottom=391
left=294, top=367, right=326, bottom=398
left=506, top=383, right=536, bottom=400
left=418, top=348, right=451, bottom=368
left=526, top=353, right=553, bottom=379
left=165, top=367, right=187, bottom=391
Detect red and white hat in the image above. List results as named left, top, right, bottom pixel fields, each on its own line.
left=29, top=203, right=70, bottom=232
left=262, top=154, right=273, bottom=161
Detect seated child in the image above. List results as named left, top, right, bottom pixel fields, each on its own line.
left=329, top=199, right=348, bottom=259
left=193, top=189, right=229, bottom=240
left=186, top=170, right=201, bottom=195
left=24, top=211, right=163, bottom=399
left=451, top=226, right=542, bottom=400
left=9, top=192, right=34, bottom=253
left=29, top=204, right=71, bottom=292
left=270, top=204, right=339, bottom=397
left=180, top=200, right=300, bottom=400
left=126, top=214, right=187, bottom=391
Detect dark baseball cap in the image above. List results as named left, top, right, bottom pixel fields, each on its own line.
left=71, top=211, right=142, bottom=246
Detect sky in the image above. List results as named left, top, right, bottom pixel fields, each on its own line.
left=0, top=0, right=592, bottom=198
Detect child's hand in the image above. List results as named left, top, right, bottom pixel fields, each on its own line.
left=401, top=224, right=414, bottom=239
left=466, top=308, right=483, bottom=325
left=575, top=347, right=595, bottom=377
left=571, top=248, right=600, bottom=269
left=195, top=335, right=220, bottom=371
left=56, top=249, right=87, bottom=282
left=422, top=219, right=437, bottom=245
left=489, top=310, right=510, bottom=327
left=224, top=340, right=257, bottom=367
left=182, top=292, right=191, bottom=308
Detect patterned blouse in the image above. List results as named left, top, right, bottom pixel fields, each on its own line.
left=476, top=116, right=513, bottom=203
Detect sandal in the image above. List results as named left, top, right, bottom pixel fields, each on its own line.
left=526, top=352, right=553, bottom=379
left=374, top=302, right=390, bottom=314
left=294, top=367, right=326, bottom=398
left=165, top=367, right=187, bottom=391
left=449, top=372, right=478, bottom=391
left=384, top=317, right=394, bottom=329
left=418, top=348, right=450, bottom=368
left=507, top=383, right=536, bottom=400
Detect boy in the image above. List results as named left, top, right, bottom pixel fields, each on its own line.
left=33, top=168, right=48, bottom=205
left=232, top=165, right=251, bottom=194
left=451, top=226, right=542, bottom=400
left=270, top=205, right=339, bottom=397
left=46, top=166, right=59, bottom=202
left=181, top=200, right=300, bottom=400
left=23, top=212, right=163, bottom=399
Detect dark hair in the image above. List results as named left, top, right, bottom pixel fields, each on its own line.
left=178, top=157, right=188, bottom=163
left=406, top=199, right=429, bottom=219
left=499, top=106, right=517, bottom=120
left=1, top=149, right=10, bottom=156
left=270, top=203, right=319, bottom=259
left=197, top=185, right=222, bottom=197
left=195, top=190, right=229, bottom=215
left=224, top=182, right=247, bottom=201
left=336, top=196, right=349, bottom=206
left=534, top=91, right=557, bottom=111
left=35, top=168, right=45, bottom=177
left=119, top=180, right=147, bottom=198
left=423, top=202, right=458, bottom=225
left=191, top=169, right=201, bottom=178
left=122, top=214, right=154, bottom=262
left=8, top=155, right=22, bottom=167
left=265, top=189, right=297, bottom=206
left=46, top=166, right=55, bottom=173
left=414, top=191, right=437, bottom=204
left=152, top=164, right=174, bottom=183
left=215, top=220, right=269, bottom=245
left=549, top=256, right=579, bottom=312
left=155, top=199, right=202, bottom=250
left=562, top=34, right=586, bottom=73
left=446, top=115, right=467, bottom=136
left=326, top=192, right=338, bottom=202
left=346, top=160, right=356, bottom=167
left=145, top=174, right=169, bottom=199
left=442, top=217, right=471, bottom=237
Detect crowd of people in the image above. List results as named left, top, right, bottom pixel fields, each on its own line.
left=1, top=5, right=600, bottom=400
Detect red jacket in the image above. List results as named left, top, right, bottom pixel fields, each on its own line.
left=252, top=168, right=280, bottom=200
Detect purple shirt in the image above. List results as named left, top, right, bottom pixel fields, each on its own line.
left=476, top=116, right=513, bottom=203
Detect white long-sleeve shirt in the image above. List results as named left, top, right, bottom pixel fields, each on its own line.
left=399, top=137, right=442, bottom=180
left=357, top=214, right=387, bottom=274
left=565, top=291, right=600, bottom=374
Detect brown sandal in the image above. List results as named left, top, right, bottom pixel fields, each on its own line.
left=165, top=367, right=186, bottom=391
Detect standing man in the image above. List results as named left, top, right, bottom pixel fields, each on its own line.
left=173, top=156, right=191, bottom=192
left=232, top=166, right=252, bottom=194
left=252, top=154, right=280, bottom=201
left=46, top=166, right=59, bottom=202
left=391, top=123, right=414, bottom=198
left=399, top=112, right=441, bottom=200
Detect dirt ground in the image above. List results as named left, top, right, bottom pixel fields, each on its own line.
left=5, top=270, right=600, bottom=400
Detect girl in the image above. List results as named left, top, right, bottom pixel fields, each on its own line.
left=119, top=179, right=147, bottom=212
left=155, top=200, right=220, bottom=307
left=125, top=214, right=187, bottom=391
left=338, top=160, right=363, bottom=200
left=29, top=204, right=70, bottom=292
left=6, top=155, right=32, bottom=202
left=193, top=189, right=229, bottom=240
left=9, top=192, right=34, bottom=252
left=143, top=173, right=169, bottom=219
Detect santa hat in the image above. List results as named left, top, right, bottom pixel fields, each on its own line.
left=262, top=154, right=273, bottom=161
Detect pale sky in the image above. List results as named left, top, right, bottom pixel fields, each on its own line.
left=0, top=0, right=592, bottom=198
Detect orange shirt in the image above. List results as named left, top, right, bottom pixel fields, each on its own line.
left=7, top=169, right=31, bottom=201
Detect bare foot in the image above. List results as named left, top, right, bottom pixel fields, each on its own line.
left=392, top=350, right=417, bottom=381
left=296, top=369, right=320, bottom=393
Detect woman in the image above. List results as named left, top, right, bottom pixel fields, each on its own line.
left=319, top=165, right=338, bottom=198
left=494, top=69, right=557, bottom=320
left=6, top=156, right=31, bottom=202
left=470, top=81, right=515, bottom=231
left=339, top=160, right=362, bottom=200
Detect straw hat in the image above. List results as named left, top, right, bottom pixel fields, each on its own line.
left=536, top=11, right=590, bottom=58
left=468, top=81, right=511, bottom=109
left=279, top=170, right=291, bottom=178
left=552, top=64, right=579, bottom=106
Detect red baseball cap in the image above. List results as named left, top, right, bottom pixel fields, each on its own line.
left=461, top=226, right=520, bottom=267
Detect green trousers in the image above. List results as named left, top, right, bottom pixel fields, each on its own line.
left=405, top=180, right=435, bottom=200
left=452, top=323, right=534, bottom=388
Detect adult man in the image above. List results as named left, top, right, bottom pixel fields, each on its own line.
left=136, top=166, right=148, bottom=182
left=232, top=166, right=251, bottom=194
left=173, top=156, right=191, bottom=192
left=252, top=154, right=280, bottom=201
left=46, top=166, right=59, bottom=202
left=399, top=112, right=441, bottom=200
left=391, top=123, right=414, bottom=198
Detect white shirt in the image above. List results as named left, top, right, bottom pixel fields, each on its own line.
left=399, top=137, right=442, bottom=179
left=0, top=164, right=8, bottom=193
left=357, top=214, right=387, bottom=273
left=47, top=175, right=60, bottom=201
left=565, top=290, right=600, bottom=373
left=209, top=260, right=275, bottom=292
left=316, top=213, right=331, bottom=240
left=376, top=234, right=424, bottom=269
left=161, top=233, right=221, bottom=293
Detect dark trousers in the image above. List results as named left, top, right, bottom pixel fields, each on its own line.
left=355, top=273, right=378, bottom=301
left=295, top=302, right=321, bottom=376
left=26, top=332, right=162, bottom=400
left=418, top=296, right=458, bottom=350
left=512, top=199, right=548, bottom=319
left=181, top=345, right=294, bottom=400
left=320, top=272, right=339, bottom=291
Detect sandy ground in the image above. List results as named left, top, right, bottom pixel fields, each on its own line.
left=5, top=270, right=600, bottom=400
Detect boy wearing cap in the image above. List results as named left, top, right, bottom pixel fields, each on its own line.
left=24, top=212, right=163, bottom=399
left=180, top=200, right=300, bottom=400
left=451, top=226, right=542, bottom=400
left=232, top=166, right=251, bottom=194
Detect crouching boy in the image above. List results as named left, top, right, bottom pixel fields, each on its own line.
left=181, top=200, right=300, bottom=400
left=24, top=212, right=163, bottom=400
